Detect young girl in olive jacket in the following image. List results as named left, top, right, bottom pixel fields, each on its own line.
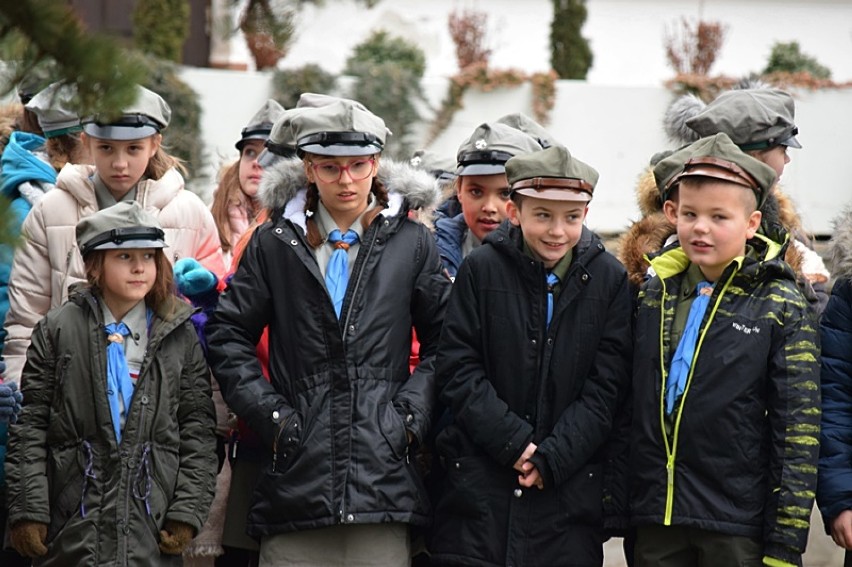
left=5, top=201, right=218, bottom=566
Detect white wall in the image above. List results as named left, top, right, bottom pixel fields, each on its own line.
left=262, top=0, right=852, bottom=86
left=179, top=67, right=851, bottom=235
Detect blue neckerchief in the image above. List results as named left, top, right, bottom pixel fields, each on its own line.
left=665, top=281, right=713, bottom=415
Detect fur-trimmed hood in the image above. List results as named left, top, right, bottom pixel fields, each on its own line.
left=617, top=212, right=675, bottom=288
left=828, top=205, right=852, bottom=280
left=257, top=156, right=441, bottom=232
left=635, top=167, right=662, bottom=218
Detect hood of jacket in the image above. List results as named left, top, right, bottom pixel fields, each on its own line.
left=829, top=204, right=852, bottom=280
left=56, top=164, right=184, bottom=210
left=257, top=156, right=440, bottom=232
left=618, top=212, right=676, bottom=288
left=648, top=229, right=793, bottom=286
left=0, top=131, right=56, bottom=197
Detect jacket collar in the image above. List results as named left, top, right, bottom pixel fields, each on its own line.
left=56, top=164, right=183, bottom=210
left=485, top=220, right=602, bottom=270
left=258, top=156, right=440, bottom=234
left=648, top=231, right=790, bottom=282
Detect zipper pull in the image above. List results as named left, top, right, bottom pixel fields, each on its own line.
left=666, top=461, right=674, bottom=487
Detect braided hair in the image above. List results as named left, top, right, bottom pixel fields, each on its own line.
left=303, top=159, right=389, bottom=248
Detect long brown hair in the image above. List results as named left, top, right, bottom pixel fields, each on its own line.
left=146, top=143, right=187, bottom=179
left=84, top=249, right=178, bottom=317
left=209, top=160, right=251, bottom=254
left=303, top=161, right=390, bottom=248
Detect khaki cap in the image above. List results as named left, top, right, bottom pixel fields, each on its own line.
left=82, top=85, right=171, bottom=140
left=76, top=201, right=166, bottom=256
left=686, top=89, right=801, bottom=151
left=456, top=122, right=544, bottom=176
left=409, top=149, right=456, bottom=182
left=259, top=94, right=371, bottom=167
left=236, top=99, right=286, bottom=151
left=506, top=145, right=598, bottom=202
left=654, top=133, right=777, bottom=208
left=24, top=82, right=82, bottom=139
left=291, top=100, right=389, bottom=157
left=496, top=112, right=559, bottom=149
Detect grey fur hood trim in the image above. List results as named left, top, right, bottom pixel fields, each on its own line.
left=663, top=93, right=705, bottom=145
left=828, top=204, right=852, bottom=280
left=257, top=156, right=441, bottom=218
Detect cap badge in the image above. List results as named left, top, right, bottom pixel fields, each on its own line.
left=474, top=138, right=487, bottom=150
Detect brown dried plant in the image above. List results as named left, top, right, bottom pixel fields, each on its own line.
left=665, top=18, right=727, bottom=76
left=448, top=9, right=492, bottom=70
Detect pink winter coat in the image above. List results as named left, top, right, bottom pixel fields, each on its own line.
left=2, top=163, right=226, bottom=384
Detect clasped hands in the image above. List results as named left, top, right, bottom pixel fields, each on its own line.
left=513, top=442, right=544, bottom=490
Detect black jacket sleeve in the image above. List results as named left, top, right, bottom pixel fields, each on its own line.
left=393, top=226, right=451, bottom=444
left=436, top=258, right=534, bottom=468
left=206, top=230, right=292, bottom=447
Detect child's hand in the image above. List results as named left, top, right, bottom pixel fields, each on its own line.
left=518, top=461, right=544, bottom=490
left=173, top=258, right=217, bottom=298
left=159, top=520, right=195, bottom=555
left=513, top=442, right=537, bottom=474
left=9, top=521, right=48, bottom=557
left=0, top=381, right=23, bottom=424
left=831, top=510, right=852, bottom=549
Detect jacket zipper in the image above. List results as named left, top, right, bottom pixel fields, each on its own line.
left=337, top=218, right=383, bottom=524
left=660, top=270, right=737, bottom=525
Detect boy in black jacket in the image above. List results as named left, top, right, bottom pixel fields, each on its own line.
left=630, top=133, right=820, bottom=567
left=430, top=145, right=632, bottom=567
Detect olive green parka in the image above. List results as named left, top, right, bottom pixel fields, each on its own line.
left=5, top=287, right=217, bottom=566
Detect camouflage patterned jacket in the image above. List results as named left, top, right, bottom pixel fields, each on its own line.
left=629, top=231, right=820, bottom=565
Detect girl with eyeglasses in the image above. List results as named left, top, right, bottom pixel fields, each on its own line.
left=205, top=99, right=450, bottom=567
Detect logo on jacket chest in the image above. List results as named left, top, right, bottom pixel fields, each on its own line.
left=731, top=321, right=761, bottom=335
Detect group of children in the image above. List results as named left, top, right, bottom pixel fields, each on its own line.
left=0, top=77, right=844, bottom=567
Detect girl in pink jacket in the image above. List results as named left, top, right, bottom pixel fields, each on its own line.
left=3, top=85, right=225, bottom=385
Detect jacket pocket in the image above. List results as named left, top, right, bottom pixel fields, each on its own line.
left=46, top=445, right=84, bottom=543
left=272, top=412, right=302, bottom=473
left=436, top=456, right=492, bottom=520
left=559, top=462, right=604, bottom=525
left=377, top=402, right=408, bottom=461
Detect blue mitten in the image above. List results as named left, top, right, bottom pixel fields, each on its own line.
left=0, top=381, right=23, bottom=424
left=174, top=258, right=218, bottom=300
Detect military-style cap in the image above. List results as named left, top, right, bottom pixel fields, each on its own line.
left=259, top=94, right=370, bottom=167
left=82, top=85, right=171, bottom=141
left=76, top=201, right=167, bottom=256
left=685, top=89, right=802, bottom=151
left=409, top=149, right=456, bottom=182
left=456, top=122, right=544, bottom=176
left=296, top=93, right=367, bottom=111
left=17, top=69, right=54, bottom=106
left=506, top=145, right=598, bottom=202
left=236, top=99, right=286, bottom=151
left=496, top=112, right=558, bottom=149
left=289, top=100, right=388, bottom=157
left=654, top=133, right=777, bottom=208
left=24, top=82, right=82, bottom=139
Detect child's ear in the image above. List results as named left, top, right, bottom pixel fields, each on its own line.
left=303, top=160, right=314, bottom=184
left=662, top=200, right=678, bottom=224
left=507, top=200, right=521, bottom=226
left=746, top=209, right=762, bottom=239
